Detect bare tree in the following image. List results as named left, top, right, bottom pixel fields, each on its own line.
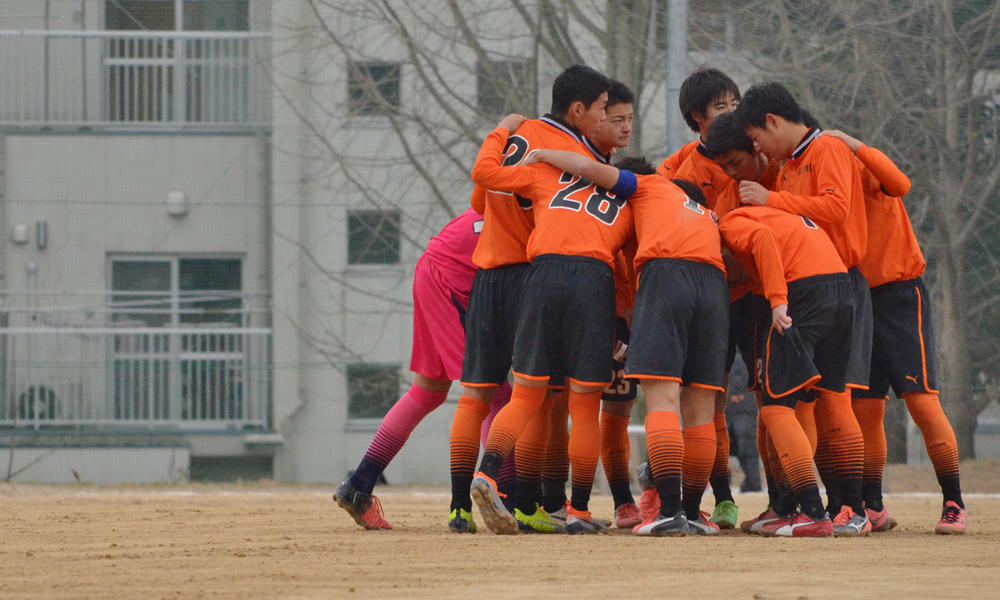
left=272, top=0, right=1000, bottom=456
left=269, top=0, right=669, bottom=389
left=691, top=0, right=1000, bottom=458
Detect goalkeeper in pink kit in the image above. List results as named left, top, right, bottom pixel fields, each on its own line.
left=334, top=208, right=512, bottom=529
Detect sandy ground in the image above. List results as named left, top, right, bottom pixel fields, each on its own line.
left=2, top=462, right=999, bottom=600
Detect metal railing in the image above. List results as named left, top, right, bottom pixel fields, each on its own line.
left=0, top=30, right=271, bottom=131
left=0, top=326, right=271, bottom=430
left=0, top=291, right=272, bottom=430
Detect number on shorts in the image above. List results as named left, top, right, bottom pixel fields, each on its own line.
left=801, top=216, right=819, bottom=229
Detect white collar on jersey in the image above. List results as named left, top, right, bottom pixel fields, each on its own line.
left=790, top=127, right=822, bottom=160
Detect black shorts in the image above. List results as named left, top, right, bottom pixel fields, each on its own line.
left=726, top=292, right=763, bottom=391
left=512, top=254, right=616, bottom=386
left=747, top=294, right=773, bottom=391
left=852, top=277, right=938, bottom=399
left=625, top=258, right=729, bottom=390
left=845, top=267, right=874, bottom=390
left=460, top=262, right=528, bottom=387
left=760, top=274, right=854, bottom=408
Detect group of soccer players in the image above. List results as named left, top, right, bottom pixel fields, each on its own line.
left=334, top=63, right=968, bottom=538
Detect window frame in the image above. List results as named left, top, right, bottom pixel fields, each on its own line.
left=346, top=60, right=402, bottom=118
left=346, top=209, right=402, bottom=267
left=476, top=58, right=534, bottom=118
left=108, top=254, right=245, bottom=328
left=345, top=363, right=401, bottom=427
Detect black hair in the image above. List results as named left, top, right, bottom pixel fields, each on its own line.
left=614, top=155, right=655, bottom=175
left=679, top=68, right=740, bottom=133
left=801, top=107, right=822, bottom=129
left=606, top=79, right=636, bottom=109
left=734, top=82, right=804, bottom=129
left=703, top=112, right=754, bottom=158
left=671, top=178, right=708, bottom=208
left=551, top=65, right=610, bottom=117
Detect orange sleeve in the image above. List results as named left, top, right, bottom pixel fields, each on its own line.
left=766, top=141, right=853, bottom=225
left=713, top=180, right=741, bottom=219
left=656, top=141, right=696, bottom=177
left=470, top=127, right=541, bottom=199
left=854, top=145, right=911, bottom=198
left=719, top=212, right=789, bottom=308
left=470, top=184, right=486, bottom=214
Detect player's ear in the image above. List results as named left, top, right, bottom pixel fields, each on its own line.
left=765, top=113, right=780, bottom=130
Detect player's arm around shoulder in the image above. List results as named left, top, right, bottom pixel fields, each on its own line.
left=523, top=149, right=621, bottom=190
left=470, top=114, right=536, bottom=195
left=820, top=129, right=911, bottom=197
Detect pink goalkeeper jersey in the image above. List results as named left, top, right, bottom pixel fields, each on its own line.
left=422, top=208, right=483, bottom=294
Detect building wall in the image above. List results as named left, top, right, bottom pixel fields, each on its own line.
left=3, top=134, right=269, bottom=303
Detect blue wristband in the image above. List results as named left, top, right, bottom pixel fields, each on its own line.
left=610, top=169, right=638, bottom=198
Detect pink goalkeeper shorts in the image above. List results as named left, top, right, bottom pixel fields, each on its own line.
left=409, top=254, right=471, bottom=381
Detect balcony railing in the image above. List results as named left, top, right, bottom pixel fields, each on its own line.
left=0, top=291, right=272, bottom=431
left=0, top=30, right=271, bottom=132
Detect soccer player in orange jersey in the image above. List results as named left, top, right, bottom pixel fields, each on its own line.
left=657, top=68, right=740, bottom=200
left=448, top=66, right=613, bottom=534
left=660, top=69, right=744, bottom=528
left=719, top=205, right=854, bottom=537
left=539, top=80, right=642, bottom=530
left=522, top=149, right=729, bottom=536
left=468, top=66, right=642, bottom=536
left=734, top=83, right=872, bottom=537
left=702, top=110, right=831, bottom=535
left=821, top=129, right=967, bottom=534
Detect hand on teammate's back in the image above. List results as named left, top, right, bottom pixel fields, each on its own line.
left=497, top=113, right=527, bottom=133
left=818, top=129, right=863, bottom=153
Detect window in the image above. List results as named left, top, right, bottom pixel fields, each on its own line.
left=106, top=0, right=249, bottom=31
left=347, top=61, right=401, bottom=116
left=348, top=210, right=401, bottom=265
left=110, top=256, right=243, bottom=326
left=104, top=1, right=252, bottom=124
left=477, top=59, right=534, bottom=117
left=108, top=256, right=253, bottom=423
left=347, top=364, right=400, bottom=419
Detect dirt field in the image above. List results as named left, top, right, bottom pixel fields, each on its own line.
left=2, top=462, right=999, bottom=599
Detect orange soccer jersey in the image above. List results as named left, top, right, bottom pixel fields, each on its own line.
left=719, top=206, right=846, bottom=308
left=655, top=139, right=699, bottom=178
left=673, top=142, right=731, bottom=211
left=629, top=174, right=725, bottom=275
left=852, top=145, right=926, bottom=288
left=471, top=127, right=633, bottom=269
left=766, top=130, right=867, bottom=268
left=470, top=116, right=607, bottom=270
